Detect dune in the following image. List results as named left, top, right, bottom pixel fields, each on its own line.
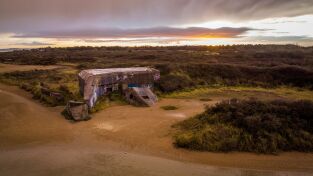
left=0, top=64, right=312, bottom=176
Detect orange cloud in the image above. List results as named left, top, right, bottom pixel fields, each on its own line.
left=13, top=27, right=252, bottom=39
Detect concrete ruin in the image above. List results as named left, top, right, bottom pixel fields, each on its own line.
left=66, top=101, right=90, bottom=121
left=78, top=67, right=160, bottom=108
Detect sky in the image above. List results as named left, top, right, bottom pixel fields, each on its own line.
left=0, top=0, right=313, bottom=48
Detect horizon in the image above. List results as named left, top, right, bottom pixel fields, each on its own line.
left=1, top=43, right=312, bottom=51
left=1, top=0, right=313, bottom=48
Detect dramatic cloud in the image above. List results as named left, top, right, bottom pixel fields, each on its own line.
left=13, top=27, right=252, bottom=39
left=0, top=0, right=312, bottom=47
left=0, top=0, right=313, bottom=33
left=242, top=36, right=313, bottom=43
left=83, top=38, right=196, bottom=45
left=12, top=41, right=55, bottom=46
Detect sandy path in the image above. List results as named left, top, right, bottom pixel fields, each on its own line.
left=1, top=144, right=311, bottom=176
left=0, top=84, right=73, bottom=148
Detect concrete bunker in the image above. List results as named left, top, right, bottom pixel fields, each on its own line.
left=78, top=67, right=160, bottom=108
left=66, top=101, right=90, bottom=121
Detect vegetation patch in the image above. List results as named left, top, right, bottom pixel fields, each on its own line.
left=90, top=93, right=127, bottom=113
left=174, top=98, right=313, bottom=154
left=1, top=45, right=313, bottom=93
left=161, top=105, right=179, bottom=111
left=0, top=69, right=82, bottom=106
left=164, top=86, right=313, bottom=101
left=1, top=45, right=313, bottom=111
left=199, top=98, right=213, bottom=102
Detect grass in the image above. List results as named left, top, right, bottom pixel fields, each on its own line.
left=161, top=105, right=179, bottom=110
left=1, top=45, right=313, bottom=93
left=199, top=98, right=213, bottom=102
left=0, top=68, right=83, bottom=106
left=89, top=96, right=111, bottom=113
left=163, top=86, right=313, bottom=101
left=0, top=45, right=312, bottom=112
left=89, top=93, right=127, bottom=113
left=2, top=67, right=312, bottom=108
left=174, top=98, right=313, bottom=154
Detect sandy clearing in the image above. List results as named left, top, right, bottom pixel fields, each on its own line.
left=87, top=98, right=313, bottom=172
left=166, top=112, right=187, bottom=119
left=0, top=84, right=73, bottom=148
left=1, top=144, right=312, bottom=176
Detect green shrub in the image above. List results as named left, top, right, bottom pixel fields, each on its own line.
left=1, top=45, right=313, bottom=94
left=90, top=96, right=110, bottom=113
left=157, top=74, right=194, bottom=92
left=174, top=98, right=313, bottom=153
left=0, top=69, right=82, bottom=106
left=199, top=98, right=213, bottom=102
left=161, top=105, right=179, bottom=110
left=175, top=124, right=242, bottom=151
left=19, top=83, right=32, bottom=92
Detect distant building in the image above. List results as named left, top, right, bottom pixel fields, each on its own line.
left=78, top=67, right=160, bottom=108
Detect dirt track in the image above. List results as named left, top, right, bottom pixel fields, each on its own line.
left=0, top=65, right=313, bottom=176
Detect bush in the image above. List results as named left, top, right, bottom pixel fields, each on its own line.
left=199, top=98, right=212, bottom=102
left=161, top=105, right=179, bottom=110
left=174, top=98, right=313, bottom=153
left=89, top=96, right=110, bottom=113
left=156, top=64, right=313, bottom=93
left=157, top=74, right=194, bottom=92
left=175, top=124, right=242, bottom=151
left=0, top=70, right=82, bottom=106
left=1, top=45, right=313, bottom=93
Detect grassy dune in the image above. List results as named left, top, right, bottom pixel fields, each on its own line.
left=0, top=68, right=82, bottom=106
left=174, top=99, right=313, bottom=154
left=0, top=46, right=313, bottom=154
left=164, top=86, right=313, bottom=101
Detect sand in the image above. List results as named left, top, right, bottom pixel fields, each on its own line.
left=0, top=65, right=312, bottom=175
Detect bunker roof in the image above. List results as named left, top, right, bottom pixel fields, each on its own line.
left=78, top=67, right=159, bottom=81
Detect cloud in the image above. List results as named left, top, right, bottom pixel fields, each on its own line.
left=1, top=0, right=312, bottom=47
left=12, top=41, right=55, bottom=46
left=263, top=20, right=307, bottom=24
left=241, top=35, right=313, bottom=44
left=83, top=38, right=198, bottom=45
left=12, top=27, right=252, bottom=39
left=0, top=0, right=313, bottom=33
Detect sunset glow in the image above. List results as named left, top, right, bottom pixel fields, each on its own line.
left=0, top=0, right=313, bottom=48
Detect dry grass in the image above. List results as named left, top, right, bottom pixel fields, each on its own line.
left=164, top=86, right=313, bottom=101
left=161, top=105, right=179, bottom=110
